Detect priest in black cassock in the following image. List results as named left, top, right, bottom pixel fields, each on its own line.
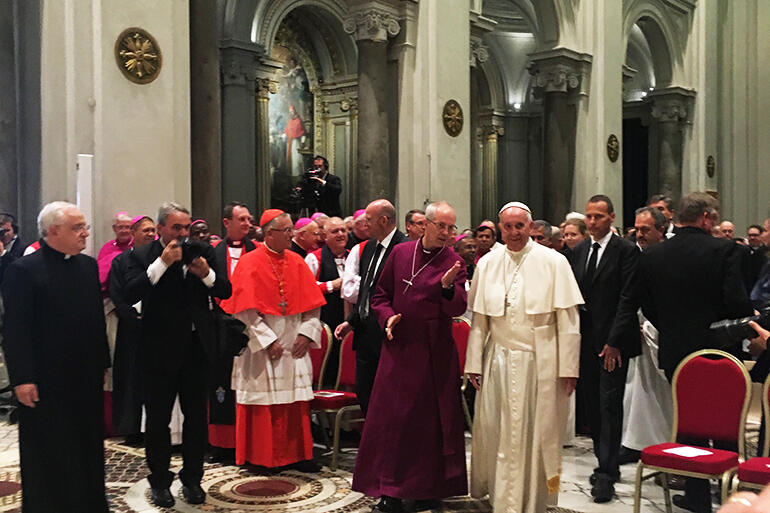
left=109, top=214, right=157, bottom=443
left=1, top=201, right=110, bottom=513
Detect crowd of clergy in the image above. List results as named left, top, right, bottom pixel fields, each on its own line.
left=1, top=181, right=770, bottom=513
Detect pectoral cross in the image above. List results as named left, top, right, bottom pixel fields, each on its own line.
left=278, top=300, right=288, bottom=315
left=402, top=278, right=414, bottom=293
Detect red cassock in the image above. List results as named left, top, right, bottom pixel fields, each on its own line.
left=221, top=245, right=325, bottom=467
left=352, top=240, right=469, bottom=500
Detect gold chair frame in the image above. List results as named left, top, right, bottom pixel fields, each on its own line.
left=729, top=372, right=770, bottom=493
left=311, top=330, right=363, bottom=471
left=632, top=349, right=752, bottom=513
left=453, top=316, right=474, bottom=432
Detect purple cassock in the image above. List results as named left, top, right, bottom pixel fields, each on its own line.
left=352, top=239, right=468, bottom=500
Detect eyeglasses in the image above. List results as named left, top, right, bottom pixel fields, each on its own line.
left=70, top=224, right=90, bottom=233
left=426, top=219, right=457, bottom=232
left=268, top=227, right=292, bottom=234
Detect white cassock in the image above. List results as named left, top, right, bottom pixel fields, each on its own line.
left=622, top=311, right=673, bottom=450
left=466, top=240, right=583, bottom=513
left=231, top=309, right=321, bottom=406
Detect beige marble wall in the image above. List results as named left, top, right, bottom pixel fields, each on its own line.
left=41, top=0, right=191, bottom=253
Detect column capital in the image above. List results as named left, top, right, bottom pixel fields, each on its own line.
left=470, top=37, right=489, bottom=68
left=344, top=1, right=402, bottom=42
left=528, top=47, right=592, bottom=97
left=648, top=86, right=696, bottom=124
left=219, top=40, right=264, bottom=87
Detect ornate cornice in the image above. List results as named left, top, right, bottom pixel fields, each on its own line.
left=648, top=86, right=696, bottom=124
left=219, top=40, right=264, bottom=87
left=344, top=4, right=401, bottom=42
left=528, top=48, right=592, bottom=98
left=255, top=78, right=278, bottom=99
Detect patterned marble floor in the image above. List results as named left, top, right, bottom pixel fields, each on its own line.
left=0, top=419, right=754, bottom=512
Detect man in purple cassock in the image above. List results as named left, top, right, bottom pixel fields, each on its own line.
left=352, top=201, right=468, bottom=513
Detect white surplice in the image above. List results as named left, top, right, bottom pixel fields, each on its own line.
left=622, top=312, right=673, bottom=450
left=231, top=308, right=322, bottom=406
left=466, top=240, right=583, bottom=513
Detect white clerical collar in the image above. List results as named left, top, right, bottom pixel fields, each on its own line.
left=379, top=226, right=397, bottom=249
left=591, top=230, right=613, bottom=248
left=505, top=238, right=534, bottom=258
left=264, top=242, right=283, bottom=255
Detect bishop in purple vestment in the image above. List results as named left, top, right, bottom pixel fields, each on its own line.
left=352, top=201, right=468, bottom=513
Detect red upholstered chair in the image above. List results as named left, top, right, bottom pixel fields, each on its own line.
left=452, top=316, right=473, bottom=432
left=310, top=331, right=363, bottom=470
left=731, top=373, right=770, bottom=492
left=309, top=323, right=332, bottom=391
left=632, top=349, right=752, bottom=513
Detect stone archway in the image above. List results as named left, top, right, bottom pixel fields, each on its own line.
left=622, top=1, right=695, bottom=206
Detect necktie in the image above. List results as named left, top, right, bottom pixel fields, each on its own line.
left=583, top=242, right=601, bottom=288
left=358, top=243, right=384, bottom=320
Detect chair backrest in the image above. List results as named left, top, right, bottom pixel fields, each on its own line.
left=310, top=323, right=332, bottom=391
left=336, top=331, right=356, bottom=390
left=762, top=373, right=770, bottom=457
left=672, top=349, right=752, bottom=459
left=452, top=316, right=471, bottom=374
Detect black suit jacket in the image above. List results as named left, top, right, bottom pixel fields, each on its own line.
left=317, top=173, right=342, bottom=218
left=123, top=240, right=232, bottom=372
left=638, top=226, right=753, bottom=374
left=346, top=230, right=408, bottom=351
left=571, top=234, right=641, bottom=358
left=0, top=236, right=25, bottom=286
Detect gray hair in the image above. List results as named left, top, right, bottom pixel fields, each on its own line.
left=38, top=201, right=78, bottom=237
left=550, top=226, right=562, bottom=242
left=157, top=202, right=190, bottom=225
left=263, top=212, right=291, bottom=232
left=635, top=206, right=667, bottom=231
left=425, top=201, right=454, bottom=221
left=533, top=220, right=553, bottom=238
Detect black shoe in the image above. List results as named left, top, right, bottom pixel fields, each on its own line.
left=292, top=460, right=321, bottom=473
left=413, top=499, right=441, bottom=511
left=590, top=471, right=619, bottom=486
left=372, top=496, right=403, bottom=513
left=123, top=433, right=144, bottom=447
left=672, top=494, right=697, bottom=512
left=182, top=484, right=206, bottom=504
left=207, top=447, right=235, bottom=464
left=618, top=446, right=641, bottom=465
left=150, top=488, right=175, bottom=508
left=592, top=477, right=615, bottom=503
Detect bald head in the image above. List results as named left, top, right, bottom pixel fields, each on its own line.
left=365, top=199, right=397, bottom=242
left=719, top=220, right=735, bottom=239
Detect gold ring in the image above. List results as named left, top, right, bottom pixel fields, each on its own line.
left=729, top=496, right=753, bottom=506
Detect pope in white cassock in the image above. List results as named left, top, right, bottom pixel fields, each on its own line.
left=465, top=202, right=584, bottom=513
left=220, top=209, right=325, bottom=471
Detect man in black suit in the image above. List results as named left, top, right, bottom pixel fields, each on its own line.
left=334, top=199, right=407, bottom=415
left=0, top=213, right=25, bottom=286
left=638, top=192, right=753, bottom=512
left=123, top=202, right=231, bottom=508
left=306, top=155, right=342, bottom=217
left=570, top=194, right=640, bottom=503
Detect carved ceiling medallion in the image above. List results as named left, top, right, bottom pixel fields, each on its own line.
left=606, top=134, right=619, bottom=163
left=442, top=100, right=464, bottom=137
left=115, top=28, right=162, bottom=84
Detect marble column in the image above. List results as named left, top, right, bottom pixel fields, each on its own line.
left=478, top=116, right=504, bottom=221
left=0, top=2, right=18, bottom=214
left=344, top=3, right=401, bottom=205
left=190, top=0, right=222, bottom=228
left=220, top=40, right=261, bottom=211
left=649, top=87, right=696, bottom=201
left=254, top=77, right=277, bottom=214
left=529, top=49, right=591, bottom=222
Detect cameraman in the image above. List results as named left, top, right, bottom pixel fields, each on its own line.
left=0, top=213, right=24, bottom=285
left=123, top=202, right=231, bottom=508
left=300, top=155, right=342, bottom=217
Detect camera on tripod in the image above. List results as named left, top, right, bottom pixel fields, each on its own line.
left=290, top=166, right=324, bottom=213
